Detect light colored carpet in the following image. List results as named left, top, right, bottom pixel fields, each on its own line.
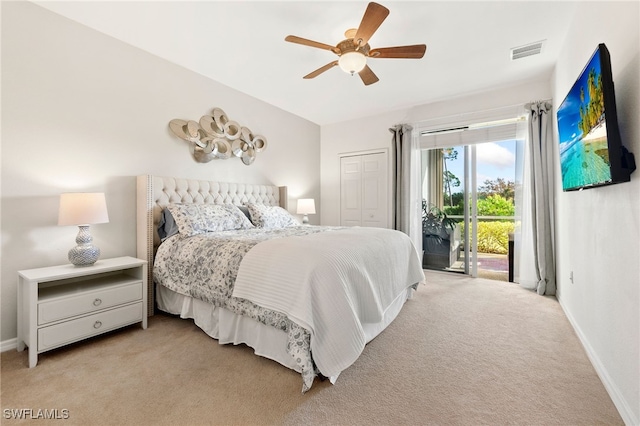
left=1, top=271, right=622, bottom=425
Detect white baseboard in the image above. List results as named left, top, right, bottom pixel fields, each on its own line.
left=1, top=338, right=17, bottom=353
left=558, top=296, right=638, bottom=426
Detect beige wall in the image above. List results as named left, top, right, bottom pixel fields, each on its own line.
left=1, top=2, right=320, bottom=342
left=552, top=2, right=639, bottom=424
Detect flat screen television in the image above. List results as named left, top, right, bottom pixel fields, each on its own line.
left=556, top=43, right=635, bottom=191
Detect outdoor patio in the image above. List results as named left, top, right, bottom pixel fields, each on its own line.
left=447, top=251, right=510, bottom=282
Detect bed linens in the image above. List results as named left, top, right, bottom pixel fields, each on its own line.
left=233, top=227, right=425, bottom=377
left=154, top=225, right=344, bottom=391
left=153, top=225, right=424, bottom=392
left=167, top=203, right=254, bottom=235
left=246, top=203, right=298, bottom=228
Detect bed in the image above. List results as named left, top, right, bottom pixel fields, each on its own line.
left=136, top=175, right=424, bottom=392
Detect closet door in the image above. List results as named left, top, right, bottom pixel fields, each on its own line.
left=361, top=152, right=388, bottom=227
left=340, top=156, right=362, bottom=226
left=340, top=151, right=388, bottom=228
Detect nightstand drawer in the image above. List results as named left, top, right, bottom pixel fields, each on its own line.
left=38, top=281, right=142, bottom=325
left=37, top=302, right=143, bottom=351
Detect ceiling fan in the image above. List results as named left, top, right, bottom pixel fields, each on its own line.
left=285, top=2, right=426, bottom=86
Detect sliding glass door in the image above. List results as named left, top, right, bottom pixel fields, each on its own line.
left=421, top=140, right=518, bottom=281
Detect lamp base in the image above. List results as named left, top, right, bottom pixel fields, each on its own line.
left=302, top=215, right=309, bottom=225
left=68, top=225, right=100, bottom=266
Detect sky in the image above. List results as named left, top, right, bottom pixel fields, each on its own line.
left=443, top=140, right=517, bottom=193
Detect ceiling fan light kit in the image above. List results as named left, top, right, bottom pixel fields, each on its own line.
left=339, top=51, right=367, bottom=74
left=285, top=2, right=426, bottom=85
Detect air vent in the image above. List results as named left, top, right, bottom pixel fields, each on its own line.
left=511, top=40, right=545, bottom=60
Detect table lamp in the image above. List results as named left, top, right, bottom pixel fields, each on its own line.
left=296, top=198, right=316, bottom=225
left=58, top=192, right=109, bottom=266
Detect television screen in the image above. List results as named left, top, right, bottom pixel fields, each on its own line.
left=556, top=43, right=635, bottom=191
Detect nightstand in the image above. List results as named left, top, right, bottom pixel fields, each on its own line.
left=17, top=256, right=147, bottom=367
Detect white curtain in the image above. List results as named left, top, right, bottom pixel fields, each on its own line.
left=514, top=114, right=537, bottom=289
left=520, top=101, right=556, bottom=295
left=390, top=124, right=422, bottom=256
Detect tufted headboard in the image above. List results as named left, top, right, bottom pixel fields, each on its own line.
left=136, top=175, right=287, bottom=315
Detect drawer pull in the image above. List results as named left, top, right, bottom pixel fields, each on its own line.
left=93, top=321, right=102, bottom=329
left=93, top=298, right=102, bottom=307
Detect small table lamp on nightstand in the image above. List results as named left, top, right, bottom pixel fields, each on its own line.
left=296, top=198, right=316, bottom=225
left=58, top=192, right=109, bottom=266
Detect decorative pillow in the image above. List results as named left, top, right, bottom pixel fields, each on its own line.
left=236, top=205, right=252, bottom=221
left=246, top=203, right=299, bottom=229
left=157, top=208, right=180, bottom=241
left=166, top=203, right=254, bottom=236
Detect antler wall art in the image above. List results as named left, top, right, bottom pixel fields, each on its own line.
left=169, top=108, right=267, bottom=165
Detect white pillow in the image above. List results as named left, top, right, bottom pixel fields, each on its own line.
left=167, top=203, right=254, bottom=236
left=246, top=203, right=299, bottom=229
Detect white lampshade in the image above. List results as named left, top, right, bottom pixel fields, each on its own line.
left=338, top=51, right=367, bottom=75
left=58, top=193, right=109, bottom=226
left=58, top=192, right=109, bottom=266
left=297, top=199, right=316, bottom=225
left=296, top=199, right=316, bottom=215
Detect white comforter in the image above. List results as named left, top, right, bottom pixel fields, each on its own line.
left=232, top=227, right=425, bottom=377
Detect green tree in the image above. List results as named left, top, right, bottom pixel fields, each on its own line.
left=444, top=191, right=464, bottom=209
left=443, top=171, right=460, bottom=201
left=478, top=178, right=515, bottom=201
left=477, top=194, right=515, bottom=216
left=442, top=148, right=460, bottom=207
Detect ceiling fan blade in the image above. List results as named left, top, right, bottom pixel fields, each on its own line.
left=303, top=61, right=339, bottom=79
left=285, top=35, right=337, bottom=53
left=369, top=44, right=427, bottom=59
left=354, top=2, right=390, bottom=47
left=358, top=65, right=379, bottom=86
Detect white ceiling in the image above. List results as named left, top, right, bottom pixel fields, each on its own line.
left=34, top=1, right=578, bottom=125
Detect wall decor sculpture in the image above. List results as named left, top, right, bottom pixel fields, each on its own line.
left=169, top=108, right=267, bottom=165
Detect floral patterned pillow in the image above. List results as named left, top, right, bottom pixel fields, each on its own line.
left=167, top=203, right=254, bottom=236
left=246, top=203, right=299, bottom=229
